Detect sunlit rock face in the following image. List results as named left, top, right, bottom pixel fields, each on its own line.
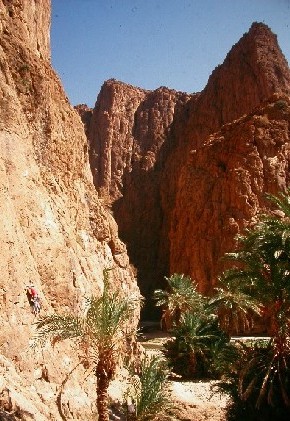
left=170, top=94, right=290, bottom=292
left=82, top=22, right=290, bottom=309
left=165, top=22, right=290, bottom=292
left=0, top=0, right=139, bottom=418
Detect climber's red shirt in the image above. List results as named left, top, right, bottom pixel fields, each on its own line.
left=29, top=287, right=38, bottom=298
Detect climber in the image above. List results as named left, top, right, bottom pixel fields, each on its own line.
left=26, top=284, right=41, bottom=316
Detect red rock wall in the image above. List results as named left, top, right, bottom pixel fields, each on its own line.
left=85, top=80, right=191, bottom=311
left=162, top=22, right=290, bottom=293
left=1, top=0, right=51, bottom=61
left=83, top=22, right=290, bottom=308
left=170, top=95, right=290, bottom=292
left=193, top=22, right=290, bottom=133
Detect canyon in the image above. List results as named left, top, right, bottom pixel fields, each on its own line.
left=1, top=0, right=290, bottom=419
left=79, top=22, right=290, bottom=314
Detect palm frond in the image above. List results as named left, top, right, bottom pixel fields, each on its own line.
left=154, top=273, right=207, bottom=330
left=87, top=293, right=132, bottom=341
left=265, top=189, right=290, bottom=218
left=32, top=313, right=85, bottom=347
left=153, top=289, right=169, bottom=307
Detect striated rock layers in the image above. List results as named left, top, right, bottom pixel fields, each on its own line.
left=0, top=0, right=139, bottom=419
left=80, top=22, right=290, bottom=309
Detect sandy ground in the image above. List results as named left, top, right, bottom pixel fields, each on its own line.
left=167, top=379, right=229, bottom=421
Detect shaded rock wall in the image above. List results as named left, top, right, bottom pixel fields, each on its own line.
left=0, top=0, right=139, bottom=419
left=86, top=80, right=191, bottom=310
left=75, top=103, right=93, bottom=138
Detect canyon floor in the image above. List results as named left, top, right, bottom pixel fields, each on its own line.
left=167, top=381, right=228, bottom=421
left=139, top=327, right=229, bottom=421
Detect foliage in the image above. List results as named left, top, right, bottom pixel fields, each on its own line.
left=220, top=189, right=290, bottom=339
left=239, top=339, right=290, bottom=409
left=34, top=272, right=134, bottom=364
left=156, top=188, right=290, bottom=419
left=153, top=273, right=206, bottom=330
left=34, top=269, right=138, bottom=421
left=154, top=273, right=237, bottom=379
left=126, top=354, right=170, bottom=420
left=164, top=309, right=232, bottom=379
left=219, top=339, right=290, bottom=421
left=208, top=273, right=262, bottom=334
left=215, top=188, right=290, bottom=419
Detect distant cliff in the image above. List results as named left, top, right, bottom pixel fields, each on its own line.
left=79, top=22, right=290, bottom=312
left=78, top=81, right=191, bottom=310
left=165, top=22, right=290, bottom=292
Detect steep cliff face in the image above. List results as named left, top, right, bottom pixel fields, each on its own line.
left=75, top=103, right=93, bottom=138
left=189, top=22, right=290, bottom=135
left=82, top=22, right=290, bottom=307
left=0, top=1, right=139, bottom=419
left=170, top=94, right=290, bottom=292
left=166, top=22, right=290, bottom=291
left=85, top=80, right=191, bottom=309
left=1, top=0, right=51, bottom=61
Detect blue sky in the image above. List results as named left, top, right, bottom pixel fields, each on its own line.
left=51, top=0, right=290, bottom=107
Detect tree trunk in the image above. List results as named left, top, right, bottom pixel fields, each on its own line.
left=96, top=372, right=110, bottom=421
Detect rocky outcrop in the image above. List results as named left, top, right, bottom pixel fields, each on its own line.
left=88, top=80, right=147, bottom=199
left=1, top=0, right=51, bottom=61
left=189, top=22, right=290, bottom=135
left=74, top=103, right=93, bottom=137
left=0, top=0, right=139, bottom=419
left=81, top=22, right=290, bottom=308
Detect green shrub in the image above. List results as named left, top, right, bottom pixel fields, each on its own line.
left=163, top=311, right=231, bottom=379
left=126, top=354, right=170, bottom=420
left=154, top=273, right=206, bottom=330
left=216, top=188, right=290, bottom=419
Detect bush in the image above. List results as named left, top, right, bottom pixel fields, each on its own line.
left=163, top=311, right=232, bottom=379
left=154, top=273, right=206, bottom=330
left=126, top=354, right=170, bottom=420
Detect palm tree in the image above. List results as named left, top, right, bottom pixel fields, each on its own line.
left=208, top=271, right=262, bottom=335
left=164, top=309, right=230, bottom=378
left=153, top=273, right=206, bottom=330
left=34, top=270, right=139, bottom=421
left=215, top=188, right=290, bottom=414
left=220, top=190, right=290, bottom=341
left=154, top=273, right=235, bottom=378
